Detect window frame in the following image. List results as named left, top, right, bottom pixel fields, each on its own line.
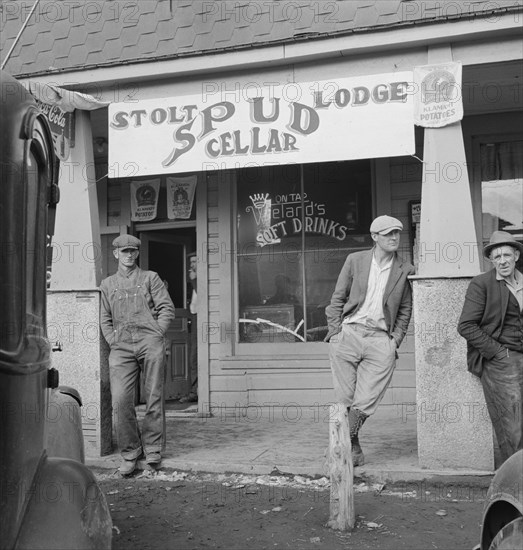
left=25, top=115, right=55, bottom=326
left=470, top=132, right=523, bottom=272
left=230, top=161, right=377, bottom=359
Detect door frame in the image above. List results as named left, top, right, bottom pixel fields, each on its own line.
left=139, top=230, right=194, bottom=401
left=133, top=174, right=209, bottom=415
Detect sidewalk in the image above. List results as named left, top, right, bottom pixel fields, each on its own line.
left=86, top=404, right=496, bottom=484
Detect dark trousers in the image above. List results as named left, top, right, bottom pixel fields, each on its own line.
left=481, top=349, right=523, bottom=465
left=189, top=313, right=198, bottom=393
left=109, top=334, right=166, bottom=459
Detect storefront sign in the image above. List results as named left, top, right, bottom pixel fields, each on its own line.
left=248, top=191, right=350, bottom=247
left=166, top=175, right=197, bottom=219
left=109, top=73, right=415, bottom=176
left=36, top=100, right=75, bottom=161
left=414, top=62, right=463, bottom=128
left=130, top=180, right=160, bottom=221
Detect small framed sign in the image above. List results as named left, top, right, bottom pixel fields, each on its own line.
left=410, top=200, right=421, bottom=225
left=409, top=200, right=421, bottom=272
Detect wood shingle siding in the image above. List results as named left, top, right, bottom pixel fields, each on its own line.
left=2, top=0, right=522, bottom=77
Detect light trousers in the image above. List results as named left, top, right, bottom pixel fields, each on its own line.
left=329, top=323, right=397, bottom=416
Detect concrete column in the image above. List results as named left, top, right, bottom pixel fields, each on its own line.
left=413, top=279, right=493, bottom=470
left=47, top=110, right=111, bottom=456
left=412, top=46, right=493, bottom=471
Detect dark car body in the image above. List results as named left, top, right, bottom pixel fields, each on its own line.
left=0, top=71, right=112, bottom=549
left=474, top=449, right=523, bottom=550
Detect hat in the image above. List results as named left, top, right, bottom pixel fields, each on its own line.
left=483, top=230, right=523, bottom=258
left=112, top=235, right=141, bottom=249
left=370, top=215, right=403, bottom=235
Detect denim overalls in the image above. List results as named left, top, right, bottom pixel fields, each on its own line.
left=102, top=268, right=173, bottom=460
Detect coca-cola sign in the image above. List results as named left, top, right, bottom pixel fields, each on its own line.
left=36, top=100, right=76, bottom=161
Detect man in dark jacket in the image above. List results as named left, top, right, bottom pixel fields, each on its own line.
left=100, top=235, right=175, bottom=475
left=325, top=215, right=414, bottom=466
left=458, top=231, right=523, bottom=465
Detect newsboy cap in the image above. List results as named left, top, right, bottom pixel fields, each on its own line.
left=483, top=230, right=523, bottom=258
left=370, top=215, right=403, bottom=235
left=112, top=235, right=141, bottom=249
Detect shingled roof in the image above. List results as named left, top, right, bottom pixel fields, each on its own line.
left=1, top=0, right=522, bottom=77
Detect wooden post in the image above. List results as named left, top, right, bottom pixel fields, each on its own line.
left=327, top=403, right=355, bottom=531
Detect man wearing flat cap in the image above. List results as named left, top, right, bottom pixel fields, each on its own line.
left=100, top=234, right=175, bottom=476
left=325, top=215, right=414, bottom=466
left=458, top=231, right=523, bottom=466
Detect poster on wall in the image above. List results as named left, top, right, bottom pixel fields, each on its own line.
left=130, top=180, right=160, bottom=221
left=166, top=175, right=197, bottom=219
left=109, top=72, right=415, bottom=176
left=413, top=61, right=463, bottom=128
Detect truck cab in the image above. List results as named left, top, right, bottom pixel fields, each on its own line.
left=0, top=70, right=112, bottom=549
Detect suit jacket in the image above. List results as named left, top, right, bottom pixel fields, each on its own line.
left=457, top=268, right=512, bottom=377
left=324, top=248, right=415, bottom=345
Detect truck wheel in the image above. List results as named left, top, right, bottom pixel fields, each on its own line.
left=490, top=517, right=523, bottom=550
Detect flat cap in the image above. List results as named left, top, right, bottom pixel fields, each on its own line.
left=483, top=230, right=523, bottom=257
left=112, top=235, right=141, bottom=249
left=370, top=215, right=403, bottom=235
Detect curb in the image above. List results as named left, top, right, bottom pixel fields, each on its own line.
left=86, top=456, right=494, bottom=485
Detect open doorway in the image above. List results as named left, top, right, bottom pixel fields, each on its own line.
left=139, top=228, right=197, bottom=408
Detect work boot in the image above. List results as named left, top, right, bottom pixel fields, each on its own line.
left=347, top=408, right=368, bottom=467
left=146, top=452, right=162, bottom=465
left=119, top=457, right=138, bottom=476
left=351, top=436, right=365, bottom=467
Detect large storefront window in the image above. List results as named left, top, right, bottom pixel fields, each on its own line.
left=480, top=140, right=523, bottom=268
left=237, top=161, right=372, bottom=343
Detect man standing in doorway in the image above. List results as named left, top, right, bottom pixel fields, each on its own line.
left=100, top=235, right=175, bottom=476
left=458, top=231, right=523, bottom=466
left=325, top=216, right=414, bottom=466
left=181, top=252, right=198, bottom=403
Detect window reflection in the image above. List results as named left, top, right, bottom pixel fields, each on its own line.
left=26, top=151, right=39, bottom=315
left=480, top=140, right=523, bottom=270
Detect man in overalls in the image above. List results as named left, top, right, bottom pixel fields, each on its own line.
left=100, top=235, right=175, bottom=475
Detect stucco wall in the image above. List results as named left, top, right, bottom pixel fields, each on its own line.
left=47, top=290, right=112, bottom=456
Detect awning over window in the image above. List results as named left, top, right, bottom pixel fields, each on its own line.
left=23, top=80, right=109, bottom=112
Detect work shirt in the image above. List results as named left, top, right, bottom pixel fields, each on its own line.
left=499, top=292, right=523, bottom=352
left=189, top=288, right=197, bottom=314
left=343, top=254, right=393, bottom=332
left=100, top=266, right=175, bottom=347
left=498, top=269, right=523, bottom=311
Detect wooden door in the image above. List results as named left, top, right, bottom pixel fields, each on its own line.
left=139, top=231, right=194, bottom=400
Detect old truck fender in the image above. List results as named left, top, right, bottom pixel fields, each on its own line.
left=14, top=456, right=112, bottom=550
left=46, top=387, right=85, bottom=464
